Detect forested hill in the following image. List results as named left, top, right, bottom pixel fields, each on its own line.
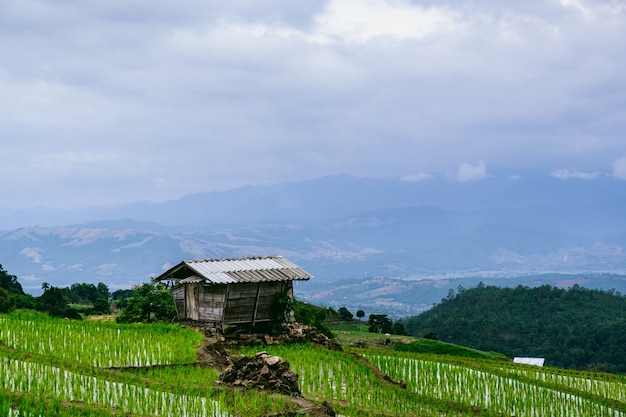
left=401, top=284, right=626, bottom=373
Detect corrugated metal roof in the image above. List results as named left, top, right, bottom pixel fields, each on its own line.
left=156, top=256, right=312, bottom=285
left=179, top=276, right=204, bottom=284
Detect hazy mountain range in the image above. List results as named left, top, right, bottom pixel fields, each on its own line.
left=1, top=174, right=625, bottom=314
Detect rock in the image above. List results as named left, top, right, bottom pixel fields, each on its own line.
left=322, top=400, right=336, bottom=417
left=265, top=355, right=282, bottom=366
left=219, top=353, right=301, bottom=396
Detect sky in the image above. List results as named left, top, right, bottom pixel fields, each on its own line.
left=1, top=0, right=626, bottom=209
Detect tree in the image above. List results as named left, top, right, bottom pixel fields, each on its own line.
left=38, top=286, right=82, bottom=320
left=402, top=283, right=626, bottom=373
left=0, top=265, right=23, bottom=294
left=39, top=286, right=69, bottom=315
left=0, top=288, right=16, bottom=313
left=91, top=297, right=110, bottom=315
left=368, top=314, right=392, bottom=334
left=69, top=283, right=97, bottom=304
left=338, top=307, right=354, bottom=321
left=68, top=282, right=110, bottom=305
left=356, top=309, right=365, bottom=321
left=391, top=321, right=407, bottom=335
left=111, top=289, right=134, bottom=310
left=96, top=282, right=110, bottom=301
left=14, top=292, right=37, bottom=310
left=116, top=281, right=177, bottom=324
left=0, top=265, right=35, bottom=309
left=293, top=300, right=334, bottom=337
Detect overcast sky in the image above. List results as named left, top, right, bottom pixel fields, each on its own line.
left=1, top=0, right=625, bottom=209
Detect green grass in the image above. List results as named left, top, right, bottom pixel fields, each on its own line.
left=3, top=311, right=626, bottom=416
left=329, top=319, right=508, bottom=360
left=0, top=311, right=295, bottom=417
left=394, top=338, right=509, bottom=360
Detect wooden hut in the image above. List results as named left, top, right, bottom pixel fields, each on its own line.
left=155, top=256, right=312, bottom=327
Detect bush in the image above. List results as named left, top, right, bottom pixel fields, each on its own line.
left=116, top=282, right=177, bottom=324
left=0, top=288, right=16, bottom=313
left=14, top=293, right=37, bottom=310
left=338, top=307, right=354, bottom=321
left=90, top=297, right=110, bottom=315
left=293, top=300, right=334, bottom=337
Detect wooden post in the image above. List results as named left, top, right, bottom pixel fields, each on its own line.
left=183, top=284, right=188, bottom=320
left=251, top=282, right=262, bottom=327
left=221, top=284, right=230, bottom=326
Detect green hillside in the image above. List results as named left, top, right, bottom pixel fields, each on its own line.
left=401, top=283, right=626, bottom=373
left=2, top=310, right=626, bottom=416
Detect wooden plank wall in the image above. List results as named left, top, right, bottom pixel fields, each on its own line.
left=197, top=285, right=227, bottom=322
left=185, top=283, right=200, bottom=321
left=172, top=285, right=186, bottom=320
left=222, top=282, right=288, bottom=325
left=175, top=281, right=294, bottom=325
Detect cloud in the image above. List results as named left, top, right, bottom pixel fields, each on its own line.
left=313, top=0, right=460, bottom=43
left=401, top=172, right=434, bottom=182
left=612, top=154, right=626, bottom=180
left=1, top=1, right=626, bottom=209
left=551, top=169, right=600, bottom=180
left=559, top=0, right=592, bottom=18
left=20, top=248, right=42, bottom=263
left=455, top=161, right=488, bottom=182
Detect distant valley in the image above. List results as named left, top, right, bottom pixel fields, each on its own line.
left=1, top=174, right=625, bottom=314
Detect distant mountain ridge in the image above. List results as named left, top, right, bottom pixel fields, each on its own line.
left=3, top=173, right=625, bottom=230
left=1, top=174, right=625, bottom=301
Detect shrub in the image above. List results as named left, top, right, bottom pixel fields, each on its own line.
left=0, top=287, right=16, bottom=313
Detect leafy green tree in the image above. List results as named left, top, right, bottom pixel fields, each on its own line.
left=38, top=286, right=82, bottom=320
left=91, top=297, right=110, bottom=315
left=0, top=265, right=35, bottom=309
left=39, top=286, right=69, bottom=314
left=62, top=282, right=110, bottom=315
left=368, top=314, right=392, bottom=334
left=116, top=281, right=177, bottom=323
left=403, top=284, right=626, bottom=373
left=0, top=265, right=23, bottom=294
left=111, top=289, right=134, bottom=310
left=356, top=309, right=365, bottom=321
left=68, top=283, right=96, bottom=304
left=391, top=321, right=406, bottom=335
left=337, top=307, right=354, bottom=321
left=293, top=299, right=334, bottom=337
left=96, top=282, right=110, bottom=298
left=423, top=331, right=438, bottom=340
left=0, top=287, right=16, bottom=313
left=14, top=293, right=37, bottom=310
left=67, top=282, right=110, bottom=307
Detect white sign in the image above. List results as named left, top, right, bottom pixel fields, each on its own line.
left=514, top=357, right=545, bottom=367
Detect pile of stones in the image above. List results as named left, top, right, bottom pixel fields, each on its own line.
left=219, top=351, right=301, bottom=396
left=219, top=323, right=342, bottom=351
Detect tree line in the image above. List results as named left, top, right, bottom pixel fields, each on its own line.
left=0, top=264, right=137, bottom=319
left=399, top=283, right=626, bottom=373
left=336, top=306, right=406, bottom=335
left=3, top=263, right=398, bottom=336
